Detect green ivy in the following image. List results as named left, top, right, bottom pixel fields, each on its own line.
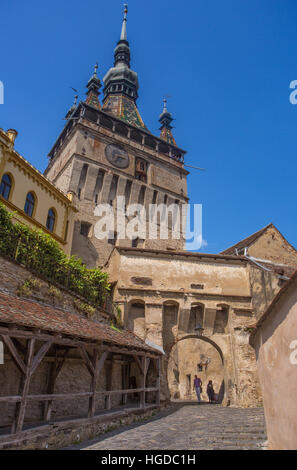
left=0, top=202, right=110, bottom=308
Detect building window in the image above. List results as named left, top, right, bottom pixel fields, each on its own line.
left=135, top=158, right=148, bottom=182
left=124, top=180, right=132, bottom=209
left=24, top=192, right=35, bottom=217
left=108, top=231, right=117, bottom=245
left=132, top=237, right=138, bottom=248
left=64, top=220, right=69, bottom=241
left=138, top=186, right=146, bottom=205
left=152, top=190, right=157, bottom=204
left=93, top=169, right=105, bottom=204
left=108, top=175, right=119, bottom=206
left=46, top=208, right=56, bottom=232
left=0, top=173, right=12, bottom=200
left=77, top=163, right=89, bottom=200
left=80, top=221, right=92, bottom=237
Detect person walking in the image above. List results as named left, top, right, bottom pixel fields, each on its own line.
left=207, top=380, right=215, bottom=403
left=193, top=375, right=202, bottom=403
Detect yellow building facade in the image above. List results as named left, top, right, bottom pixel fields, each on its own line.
left=0, top=128, right=77, bottom=255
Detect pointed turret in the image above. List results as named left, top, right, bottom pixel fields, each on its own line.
left=102, top=5, right=147, bottom=130
left=65, top=94, right=78, bottom=120
left=159, top=99, right=176, bottom=146
left=85, top=63, right=101, bottom=110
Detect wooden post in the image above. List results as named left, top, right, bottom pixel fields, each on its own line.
left=88, top=351, right=107, bottom=418
left=122, top=363, right=129, bottom=405
left=105, top=355, right=114, bottom=410
left=156, top=358, right=161, bottom=406
left=44, top=348, right=69, bottom=422
left=106, top=394, right=111, bottom=410
left=140, top=356, right=149, bottom=409
left=12, top=338, right=35, bottom=434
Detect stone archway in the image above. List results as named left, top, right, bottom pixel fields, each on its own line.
left=167, top=335, right=226, bottom=404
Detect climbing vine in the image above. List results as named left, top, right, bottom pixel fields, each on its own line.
left=0, top=202, right=110, bottom=307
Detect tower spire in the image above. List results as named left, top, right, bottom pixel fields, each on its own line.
left=102, top=5, right=147, bottom=130
left=120, top=4, right=128, bottom=40
left=85, top=63, right=101, bottom=109
left=159, top=98, right=176, bottom=146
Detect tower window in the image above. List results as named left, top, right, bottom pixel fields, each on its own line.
left=46, top=208, right=56, bottom=232
left=24, top=192, right=36, bottom=217
left=138, top=186, right=146, bottom=205
left=132, top=237, right=138, bottom=248
left=0, top=173, right=12, bottom=200
left=108, top=231, right=117, bottom=245
left=93, top=169, right=105, bottom=204
left=64, top=220, right=69, bottom=241
left=108, top=175, right=119, bottom=206
left=124, top=180, right=132, bottom=208
left=80, top=221, right=92, bottom=237
left=77, top=163, right=89, bottom=200
left=135, top=158, right=147, bottom=183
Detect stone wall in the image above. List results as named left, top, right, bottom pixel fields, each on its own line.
left=248, top=225, right=297, bottom=267
left=107, top=248, right=285, bottom=407
left=251, top=274, right=297, bottom=449
left=0, top=405, right=161, bottom=450
left=0, top=255, right=112, bottom=324
left=0, top=255, right=127, bottom=428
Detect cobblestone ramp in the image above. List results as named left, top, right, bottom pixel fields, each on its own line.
left=70, top=404, right=267, bottom=450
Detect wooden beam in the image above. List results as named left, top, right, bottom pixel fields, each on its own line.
left=140, top=356, right=146, bottom=408
left=31, top=341, right=53, bottom=376
left=0, top=326, right=161, bottom=359
left=1, top=335, right=26, bottom=375
left=144, top=357, right=150, bottom=376
left=13, top=338, right=35, bottom=434
left=44, top=348, right=69, bottom=422
left=11, top=338, right=26, bottom=355
left=0, top=388, right=159, bottom=403
left=133, top=354, right=144, bottom=374
left=155, top=358, right=161, bottom=406
left=79, top=346, right=95, bottom=376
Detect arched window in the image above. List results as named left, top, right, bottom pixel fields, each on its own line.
left=0, top=173, right=12, bottom=200
left=46, top=208, right=56, bottom=232
left=24, top=192, right=35, bottom=217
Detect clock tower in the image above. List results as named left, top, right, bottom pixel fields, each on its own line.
left=44, top=6, right=188, bottom=267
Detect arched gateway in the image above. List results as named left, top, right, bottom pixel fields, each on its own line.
left=166, top=334, right=227, bottom=404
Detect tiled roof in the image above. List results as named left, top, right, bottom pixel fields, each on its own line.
left=221, top=224, right=273, bottom=255
left=0, top=290, right=159, bottom=354
left=250, top=259, right=296, bottom=279
left=102, top=95, right=147, bottom=130
left=160, top=126, right=176, bottom=146
left=114, top=246, right=247, bottom=262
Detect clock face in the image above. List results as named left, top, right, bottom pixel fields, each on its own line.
left=105, top=144, right=130, bottom=169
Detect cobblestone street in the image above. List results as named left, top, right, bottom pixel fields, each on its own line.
left=69, top=403, right=267, bottom=450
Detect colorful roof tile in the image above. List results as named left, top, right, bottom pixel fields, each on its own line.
left=103, top=94, right=147, bottom=129
left=85, top=63, right=101, bottom=110
left=159, top=99, right=176, bottom=145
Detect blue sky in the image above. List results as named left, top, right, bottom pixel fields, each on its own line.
left=1, top=0, right=297, bottom=253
